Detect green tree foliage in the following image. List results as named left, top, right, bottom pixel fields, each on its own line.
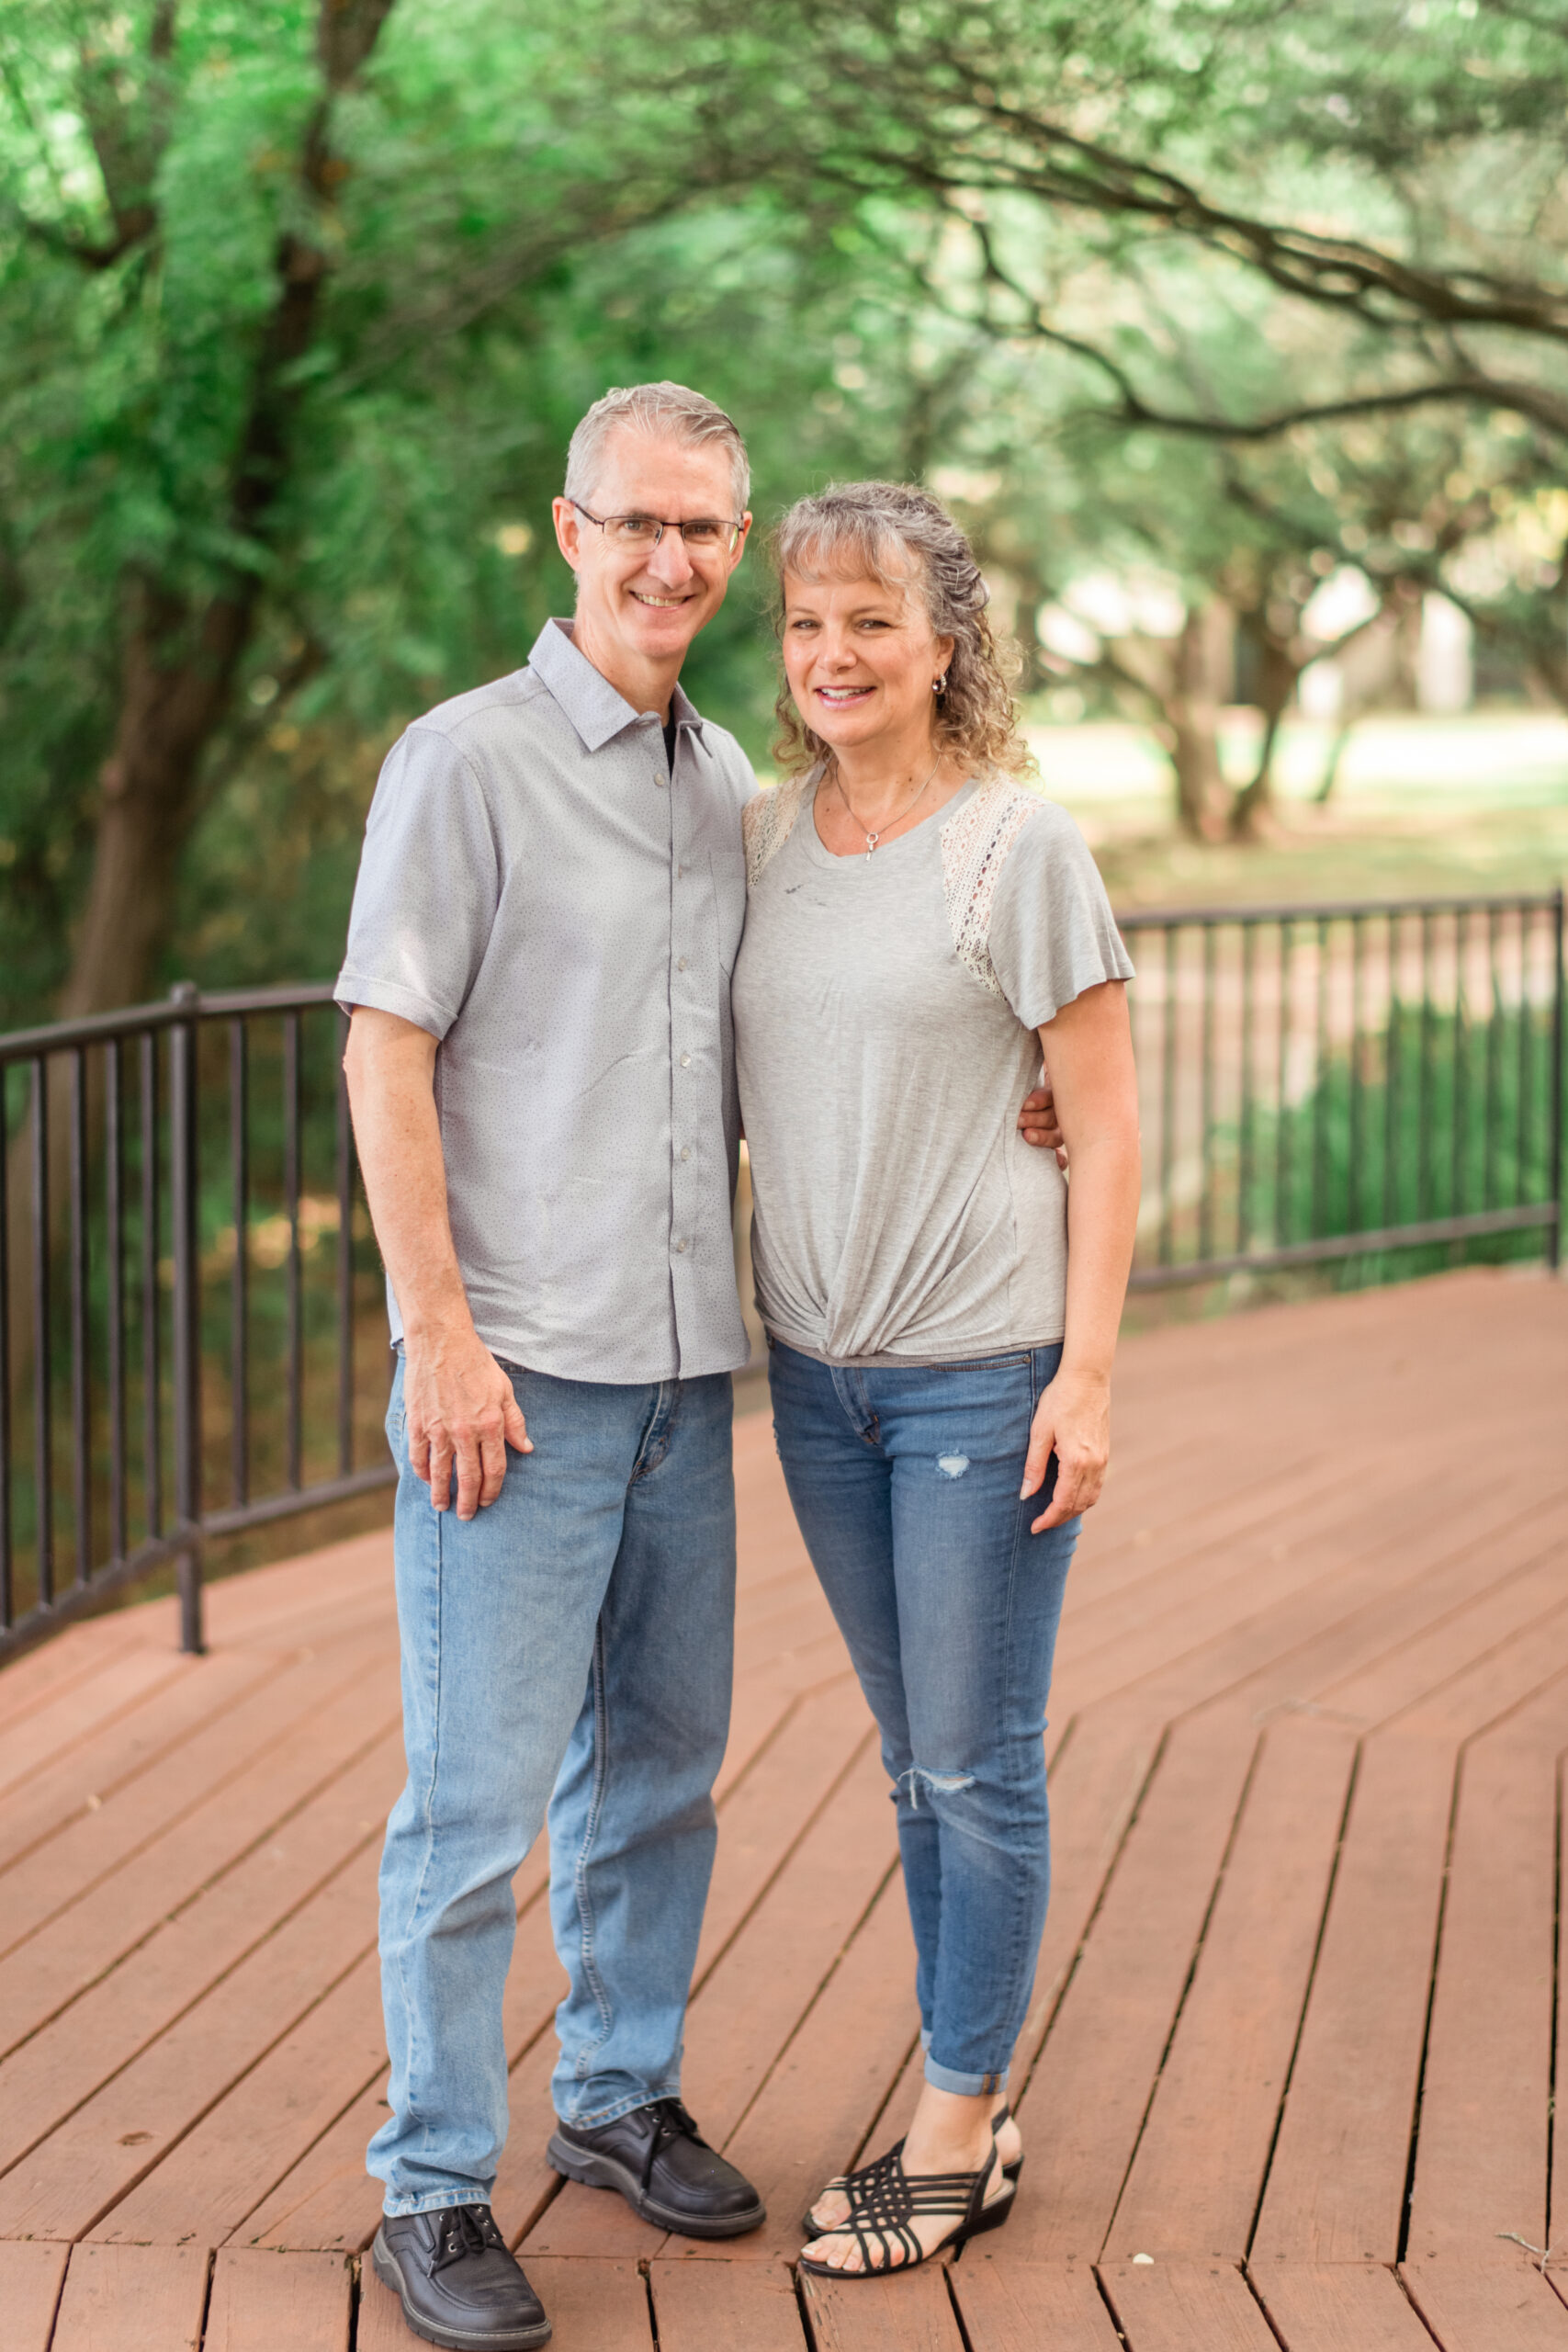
left=2, top=0, right=1564, bottom=1023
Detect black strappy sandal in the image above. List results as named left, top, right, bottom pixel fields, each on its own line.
left=803, top=2111, right=1021, bottom=2234
left=797, top=2141, right=1012, bottom=2278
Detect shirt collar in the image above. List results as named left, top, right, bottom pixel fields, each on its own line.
left=528, top=618, right=708, bottom=755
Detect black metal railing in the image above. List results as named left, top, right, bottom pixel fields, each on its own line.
left=1, top=983, right=395, bottom=1661
left=1121, top=888, right=1563, bottom=1289
left=0, top=888, right=1562, bottom=1661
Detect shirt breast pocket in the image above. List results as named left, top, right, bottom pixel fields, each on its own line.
left=709, top=849, right=748, bottom=977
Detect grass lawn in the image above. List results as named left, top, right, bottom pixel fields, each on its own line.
left=1025, top=707, right=1568, bottom=909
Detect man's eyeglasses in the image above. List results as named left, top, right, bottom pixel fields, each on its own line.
left=569, top=501, right=745, bottom=555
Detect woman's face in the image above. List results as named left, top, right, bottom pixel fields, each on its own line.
left=781, top=570, right=954, bottom=758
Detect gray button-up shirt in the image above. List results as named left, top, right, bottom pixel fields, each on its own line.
left=335, top=619, right=757, bottom=1383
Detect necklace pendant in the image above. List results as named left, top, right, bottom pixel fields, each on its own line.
left=864, top=831, right=878, bottom=857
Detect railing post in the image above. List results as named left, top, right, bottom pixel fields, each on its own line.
left=1551, top=886, right=1564, bottom=1273
left=169, top=983, right=205, bottom=1654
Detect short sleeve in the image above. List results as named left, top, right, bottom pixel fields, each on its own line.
left=985, top=801, right=1134, bottom=1031
left=334, top=725, right=501, bottom=1039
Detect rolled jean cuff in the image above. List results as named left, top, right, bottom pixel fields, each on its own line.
left=382, top=2188, right=495, bottom=2220
left=923, top=2054, right=1010, bottom=2098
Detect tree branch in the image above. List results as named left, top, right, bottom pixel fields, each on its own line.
left=953, top=218, right=1568, bottom=447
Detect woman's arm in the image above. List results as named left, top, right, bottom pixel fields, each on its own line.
left=1019, top=979, right=1141, bottom=1533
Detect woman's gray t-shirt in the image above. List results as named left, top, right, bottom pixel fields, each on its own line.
left=731, top=775, right=1133, bottom=1366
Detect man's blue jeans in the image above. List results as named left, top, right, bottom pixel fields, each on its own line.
left=369, top=1355, right=737, bottom=2217
left=768, top=1339, right=1077, bottom=2097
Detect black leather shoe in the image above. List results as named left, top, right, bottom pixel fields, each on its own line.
left=372, top=2205, right=551, bottom=2348
left=547, top=2097, right=765, bottom=2238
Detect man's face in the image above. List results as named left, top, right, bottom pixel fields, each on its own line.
left=552, top=429, right=751, bottom=692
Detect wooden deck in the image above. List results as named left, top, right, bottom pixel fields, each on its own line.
left=4, top=1266, right=1568, bottom=2352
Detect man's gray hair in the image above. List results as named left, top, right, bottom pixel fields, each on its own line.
left=564, top=382, right=750, bottom=514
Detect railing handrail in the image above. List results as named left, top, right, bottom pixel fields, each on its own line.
left=0, top=888, right=1562, bottom=1062
left=0, top=981, right=340, bottom=1066
left=1114, top=888, right=1562, bottom=931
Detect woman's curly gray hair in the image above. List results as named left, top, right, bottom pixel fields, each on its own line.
left=770, top=481, right=1034, bottom=783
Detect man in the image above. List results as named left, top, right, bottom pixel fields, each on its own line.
left=341, top=383, right=762, bottom=2351
left=340, top=382, right=1062, bottom=2350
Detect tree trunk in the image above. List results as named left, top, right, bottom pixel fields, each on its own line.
left=59, top=582, right=254, bottom=1017
left=1228, top=639, right=1298, bottom=841
left=1167, top=604, right=1231, bottom=840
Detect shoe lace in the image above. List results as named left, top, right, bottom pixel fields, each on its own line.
left=433, top=2204, right=504, bottom=2273
left=639, top=2098, right=707, bottom=2189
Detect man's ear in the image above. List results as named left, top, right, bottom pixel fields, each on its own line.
left=551, top=496, right=583, bottom=573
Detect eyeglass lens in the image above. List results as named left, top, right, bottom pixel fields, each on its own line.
left=605, top=516, right=737, bottom=549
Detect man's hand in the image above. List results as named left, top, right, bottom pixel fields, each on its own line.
left=405, top=1324, right=531, bottom=1520
left=1018, top=1075, right=1067, bottom=1167
left=343, top=1005, right=532, bottom=1521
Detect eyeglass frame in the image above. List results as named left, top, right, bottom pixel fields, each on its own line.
left=567, top=499, right=748, bottom=554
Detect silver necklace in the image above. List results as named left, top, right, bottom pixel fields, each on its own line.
left=836, top=755, right=942, bottom=859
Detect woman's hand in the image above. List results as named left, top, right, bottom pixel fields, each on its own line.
left=1021, top=1367, right=1111, bottom=1533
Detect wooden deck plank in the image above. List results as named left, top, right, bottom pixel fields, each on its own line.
left=96, top=1950, right=386, bottom=2245
left=1250, top=2265, right=1439, bottom=2352
left=1402, top=2262, right=1568, bottom=2350
left=650, top=2257, right=807, bottom=2352
left=952, top=2256, right=1122, bottom=2350
left=514, top=2257, right=654, bottom=2351
left=49, top=2243, right=209, bottom=2352
left=0, top=1736, right=399, bottom=2184
left=1070, top=1436, right=1563, bottom=1723
left=0, top=1650, right=193, bottom=1798
left=0, top=1647, right=283, bottom=1877
left=693, top=1676, right=872, bottom=1978
left=0, top=1636, right=395, bottom=1967
left=0, top=1656, right=400, bottom=2060
left=0, top=2239, right=70, bottom=2350
left=0, top=1844, right=381, bottom=2240
left=1107, top=1717, right=1357, bottom=2261
left=1100, top=2260, right=1280, bottom=2351
left=1008, top=1711, right=1258, bottom=2261
left=1405, top=1679, right=1567, bottom=2264
left=800, top=2264, right=966, bottom=2352
left=201, top=2248, right=352, bottom=2351
left=1314, top=1499, right=1568, bottom=1726
left=1251, top=1729, right=1453, bottom=2265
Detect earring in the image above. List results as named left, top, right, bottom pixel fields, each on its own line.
left=933, top=674, right=948, bottom=695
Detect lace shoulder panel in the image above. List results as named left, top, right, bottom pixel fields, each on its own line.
left=940, top=779, right=1043, bottom=999
left=742, top=771, right=811, bottom=888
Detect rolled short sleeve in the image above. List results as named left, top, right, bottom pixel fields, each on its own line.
left=986, top=801, right=1134, bottom=1031
left=334, top=726, right=501, bottom=1040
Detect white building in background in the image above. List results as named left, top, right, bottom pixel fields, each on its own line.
left=1416, top=594, right=1473, bottom=713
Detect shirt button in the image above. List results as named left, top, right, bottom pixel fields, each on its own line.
left=677, top=864, right=685, bottom=878
left=680, top=1052, right=692, bottom=1068
left=677, top=956, right=688, bottom=972
left=675, top=1238, right=688, bottom=1254
left=680, top=1146, right=691, bottom=1162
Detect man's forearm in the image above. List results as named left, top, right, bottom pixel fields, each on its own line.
left=344, top=1012, right=473, bottom=1340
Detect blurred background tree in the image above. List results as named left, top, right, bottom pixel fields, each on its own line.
left=2, top=0, right=1564, bottom=1026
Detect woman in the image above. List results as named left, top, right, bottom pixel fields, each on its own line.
left=731, top=481, right=1141, bottom=2278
